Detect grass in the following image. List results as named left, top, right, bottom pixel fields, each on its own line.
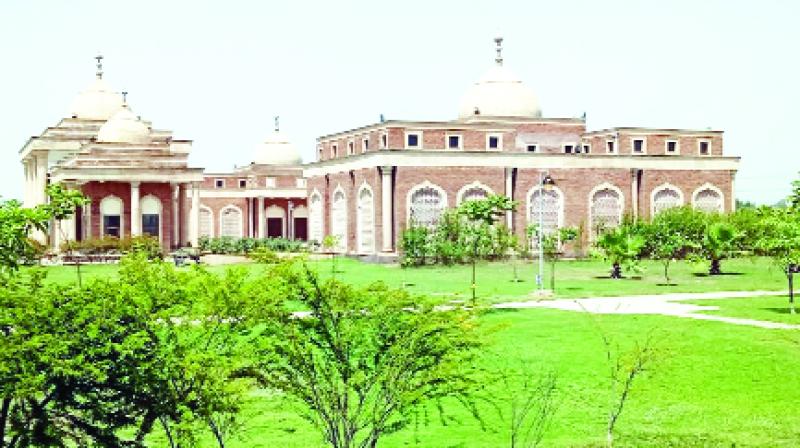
left=33, top=256, right=800, bottom=446
left=685, top=295, right=800, bottom=325
left=36, top=256, right=788, bottom=304
left=146, top=307, right=800, bottom=447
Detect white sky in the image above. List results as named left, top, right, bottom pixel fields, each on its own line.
left=1, top=0, right=797, bottom=204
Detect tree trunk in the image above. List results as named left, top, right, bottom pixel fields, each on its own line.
left=611, top=263, right=622, bottom=279
left=709, top=258, right=721, bottom=275
left=0, top=397, right=10, bottom=448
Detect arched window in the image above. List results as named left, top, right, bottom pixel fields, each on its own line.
left=528, top=188, right=562, bottom=240
left=331, top=188, right=347, bottom=252
left=652, top=186, right=683, bottom=216
left=590, top=186, right=623, bottom=237
left=100, top=195, right=123, bottom=237
left=408, top=182, right=447, bottom=228
left=266, top=205, right=285, bottom=238
left=199, top=206, right=213, bottom=237
left=457, top=182, right=493, bottom=204
left=357, top=186, right=375, bottom=254
left=693, top=186, right=724, bottom=213
left=219, top=205, right=243, bottom=238
left=292, top=205, right=308, bottom=241
left=309, top=192, right=323, bottom=244
left=140, top=195, right=162, bottom=239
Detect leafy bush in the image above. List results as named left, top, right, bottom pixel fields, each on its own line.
left=198, top=236, right=307, bottom=255
left=250, top=247, right=280, bottom=264
left=60, top=235, right=163, bottom=259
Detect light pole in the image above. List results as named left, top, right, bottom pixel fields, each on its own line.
left=537, top=173, right=555, bottom=292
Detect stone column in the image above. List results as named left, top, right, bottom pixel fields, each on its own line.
left=23, top=160, right=30, bottom=208
left=504, top=167, right=514, bottom=230
left=189, top=182, right=200, bottom=247
left=630, top=169, right=639, bottom=221
left=171, top=183, right=180, bottom=247
left=730, top=171, right=737, bottom=213
left=247, top=198, right=254, bottom=238
left=130, top=181, right=141, bottom=236
left=84, top=201, right=92, bottom=239
left=257, top=196, right=265, bottom=239
left=288, top=201, right=295, bottom=240
left=379, top=166, right=394, bottom=252
left=35, top=153, right=48, bottom=206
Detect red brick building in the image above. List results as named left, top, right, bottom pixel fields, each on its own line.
left=304, top=38, right=740, bottom=259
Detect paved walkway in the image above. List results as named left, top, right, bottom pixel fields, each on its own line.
left=492, top=290, right=800, bottom=329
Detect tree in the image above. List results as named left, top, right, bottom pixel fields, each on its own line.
left=595, top=226, right=646, bottom=279
left=253, top=264, right=481, bottom=448
left=757, top=208, right=800, bottom=313
left=322, top=234, right=342, bottom=275
left=789, top=172, right=800, bottom=211
left=701, top=221, right=738, bottom=275
left=526, top=224, right=578, bottom=292
left=458, top=195, right=517, bottom=305
left=645, top=208, right=703, bottom=285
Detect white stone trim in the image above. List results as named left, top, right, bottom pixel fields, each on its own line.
left=630, top=136, right=647, bottom=155
left=445, top=133, right=463, bottom=150
left=195, top=188, right=306, bottom=198
left=218, top=204, right=244, bottom=238
left=606, top=139, right=616, bottom=154
left=650, top=182, right=685, bottom=217
left=525, top=184, right=565, bottom=229
left=302, top=151, right=740, bottom=177
left=665, top=139, right=680, bottom=155
left=99, top=195, right=124, bottom=238
left=330, top=185, right=348, bottom=252
left=406, top=180, right=448, bottom=227
left=356, top=182, right=376, bottom=254
left=587, top=182, right=625, bottom=241
left=199, top=205, right=214, bottom=238
left=308, top=189, right=323, bottom=244
left=486, top=133, right=503, bottom=151
left=404, top=131, right=423, bottom=149
left=456, top=181, right=495, bottom=205
left=692, top=183, right=725, bottom=213
left=293, top=205, right=308, bottom=218
left=140, top=194, right=163, bottom=244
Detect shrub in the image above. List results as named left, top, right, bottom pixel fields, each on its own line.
left=250, top=247, right=280, bottom=264
left=197, top=236, right=307, bottom=255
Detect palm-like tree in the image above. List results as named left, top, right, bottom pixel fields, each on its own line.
left=703, top=221, right=737, bottom=275
left=595, top=227, right=646, bottom=279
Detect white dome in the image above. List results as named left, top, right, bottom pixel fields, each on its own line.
left=96, top=106, right=151, bottom=144
left=253, top=130, right=302, bottom=165
left=458, top=65, right=541, bottom=119
left=69, top=77, right=125, bottom=120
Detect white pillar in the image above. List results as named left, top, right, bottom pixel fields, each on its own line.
left=84, top=201, right=92, bottom=239
left=288, top=202, right=295, bottom=240
left=730, top=171, right=737, bottom=213
left=130, top=182, right=141, bottom=236
left=504, top=167, right=514, bottom=230
left=380, top=166, right=394, bottom=252
left=257, top=196, right=265, bottom=239
left=247, top=198, right=254, bottom=238
left=189, top=182, right=200, bottom=247
left=23, top=161, right=30, bottom=208
left=35, top=154, right=48, bottom=206
left=171, top=183, right=180, bottom=247
left=631, top=169, right=639, bottom=221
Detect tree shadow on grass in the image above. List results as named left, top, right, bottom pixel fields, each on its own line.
left=692, top=272, right=744, bottom=278
left=592, top=275, right=644, bottom=280
left=763, top=307, right=798, bottom=315
left=656, top=283, right=679, bottom=287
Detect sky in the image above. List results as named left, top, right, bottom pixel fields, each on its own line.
left=0, top=0, right=797, bottom=204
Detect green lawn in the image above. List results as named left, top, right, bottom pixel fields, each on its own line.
left=34, top=256, right=800, bottom=446
left=145, top=307, right=800, bottom=447
left=36, top=256, right=788, bottom=304
left=685, top=296, right=800, bottom=325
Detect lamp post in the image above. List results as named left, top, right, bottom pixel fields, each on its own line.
left=538, top=173, right=555, bottom=292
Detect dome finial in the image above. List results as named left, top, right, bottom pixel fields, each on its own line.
left=494, top=37, right=503, bottom=66
left=121, top=91, right=128, bottom=105
left=95, top=54, right=104, bottom=79
left=274, top=115, right=280, bottom=132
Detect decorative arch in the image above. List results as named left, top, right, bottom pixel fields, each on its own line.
left=292, top=205, right=308, bottom=218
left=100, top=195, right=124, bottom=237
left=357, top=183, right=375, bottom=254
left=692, top=183, right=725, bottom=213
left=266, top=205, right=286, bottom=238
left=588, top=183, right=625, bottom=239
left=456, top=181, right=495, bottom=204
left=406, top=180, right=448, bottom=228
left=651, top=183, right=684, bottom=216
left=526, top=185, right=565, bottom=246
left=140, top=195, right=163, bottom=242
left=219, top=205, right=244, bottom=238
left=199, top=205, right=214, bottom=238
left=330, top=185, right=348, bottom=252
left=309, top=190, right=323, bottom=245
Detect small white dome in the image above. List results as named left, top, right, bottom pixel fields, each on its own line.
left=253, top=130, right=302, bottom=165
left=458, top=65, right=541, bottom=119
left=69, top=77, right=125, bottom=120
left=96, top=106, right=151, bottom=144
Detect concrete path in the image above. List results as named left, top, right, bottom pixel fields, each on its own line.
left=492, top=290, right=800, bottom=329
